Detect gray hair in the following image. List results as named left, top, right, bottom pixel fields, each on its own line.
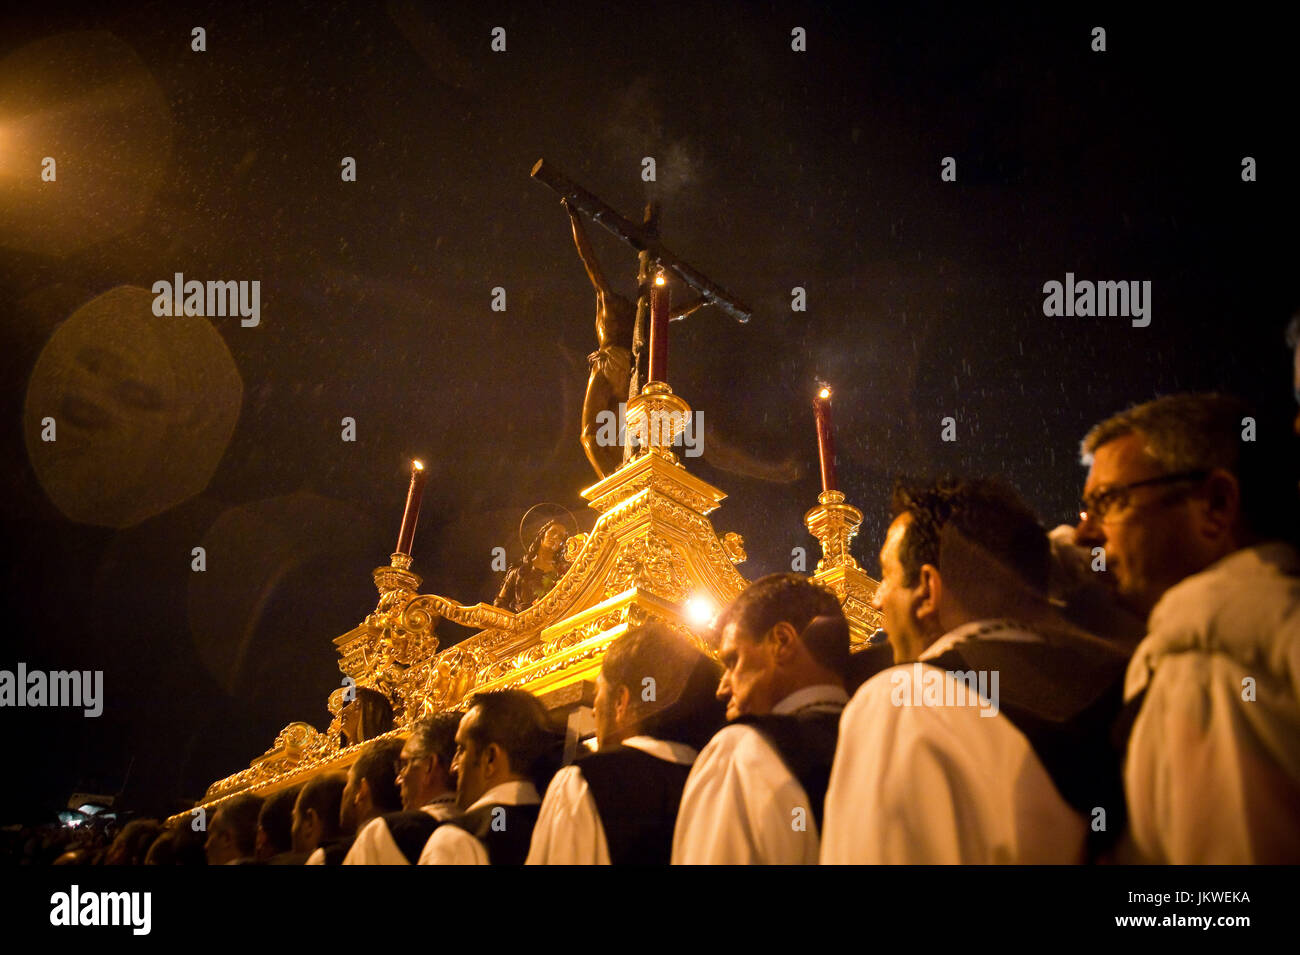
left=1080, top=393, right=1251, bottom=473
left=410, top=712, right=459, bottom=771
left=1081, top=392, right=1292, bottom=540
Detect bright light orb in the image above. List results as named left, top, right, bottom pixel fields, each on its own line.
left=685, top=595, right=714, bottom=626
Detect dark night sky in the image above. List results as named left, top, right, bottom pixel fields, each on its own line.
left=0, top=2, right=1294, bottom=820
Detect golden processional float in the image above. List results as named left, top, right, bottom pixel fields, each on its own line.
left=188, top=162, right=884, bottom=816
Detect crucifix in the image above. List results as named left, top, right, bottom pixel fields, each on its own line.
left=531, top=159, right=752, bottom=479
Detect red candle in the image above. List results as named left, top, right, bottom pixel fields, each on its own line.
left=395, top=460, right=427, bottom=555
left=813, top=387, right=838, bottom=493
left=648, top=269, right=668, bottom=383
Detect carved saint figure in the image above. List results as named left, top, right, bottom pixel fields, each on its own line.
left=340, top=686, right=394, bottom=747
left=494, top=519, right=571, bottom=613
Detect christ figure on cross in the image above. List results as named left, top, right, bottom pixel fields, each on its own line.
left=563, top=197, right=706, bottom=478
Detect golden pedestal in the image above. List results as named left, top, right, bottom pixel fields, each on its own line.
left=191, top=391, right=881, bottom=813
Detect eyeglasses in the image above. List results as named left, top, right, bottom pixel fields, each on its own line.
left=1079, top=470, right=1210, bottom=524
left=394, top=755, right=430, bottom=777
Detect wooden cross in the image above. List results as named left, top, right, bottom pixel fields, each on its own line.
left=531, top=159, right=753, bottom=410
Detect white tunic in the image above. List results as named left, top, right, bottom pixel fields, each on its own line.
left=1122, top=542, right=1300, bottom=864
left=341, top=793, right=459, bottom=865
left=525, top=736, right=698, bottom=865
left=417, top=780, right=540, bottom=865
left=671, top=684, right=848, bottom=865
left=821, top=622, right=1086, bottom=864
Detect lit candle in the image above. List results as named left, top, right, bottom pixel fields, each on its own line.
left=813, top=386, right=838, bottom=493
left=395, top=459, right=427, bottom=556
left=648, top=268, right=668, bottom=383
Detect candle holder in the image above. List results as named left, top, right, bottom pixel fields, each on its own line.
left=373, top=552, right=422, bottom=603
left=803, top=489, right=884, bottom=648
left=803, top=489, right=863, bottom=574
left=625, top=381, right=692, bottom=462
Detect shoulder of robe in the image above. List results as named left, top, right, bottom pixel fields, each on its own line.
left=705, top=722, right=785, bottom=771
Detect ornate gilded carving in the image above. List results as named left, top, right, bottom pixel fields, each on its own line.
left=721, top=531, right=747, bottom=564
left=814, top=562, right=884, bottom=649
left=563, top=533, right=587, bottom=562
left=804, top=489, right=864, bottom=574
left=624, top=382, right=693, bottom=463
left=582, top=444, right=725, bottom=516
left=203, top=721, right=335, bottom=803
left=605, top=536, right=690, bottom=601
left=400, top=593, right=516, bottom=634
left=325, top=687, right=347, bottom=743
left=398, top=638, right=493, bottom=717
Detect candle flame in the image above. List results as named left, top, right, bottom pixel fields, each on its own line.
left=654, top=272, right=666, bottom=286
left=412, top=460, right=424, bottom=471
left=818, top=387, right=831, bottom=399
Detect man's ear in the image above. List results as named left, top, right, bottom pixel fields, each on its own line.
left=914, top=564, right=943, bottom=627
left=416, top=755, right=436, bottom=786
left=614, top=683, right=632, bottom=724
left=768, top=621, right=800, bottom=662
left=1198, top=469, right=1242, bottom=542
left=356, top=778, right=372, bottom=810
left=482, top=741, right=507, bottom=780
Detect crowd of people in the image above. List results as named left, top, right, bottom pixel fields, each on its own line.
left=25, top=391, right=1300, bottom=864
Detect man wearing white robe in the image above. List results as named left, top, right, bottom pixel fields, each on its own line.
left=822, top=479, right=1125, bottom=864
left=316, top=738, right=402, bottom=864
left=528, top=624, right=722, bottom=865
left=419, top=690, right=553, bottom=865
left=343, top=713, right=460, bottom=865
left=673, top=573, right=852, bottom=865
left=418, top=780, right=541, bottom=865
left=344, top=793, right=457, bottom=864
left=1075, top=393, right=1300, bottom=863
left=295, top=773, right=347, bottom=865
left=526, top=736, right=698, bottom=865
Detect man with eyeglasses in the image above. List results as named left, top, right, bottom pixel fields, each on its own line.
left=343, top=714, right=460, bottom=864
left=1075, top=393, right=1300, bottom=863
